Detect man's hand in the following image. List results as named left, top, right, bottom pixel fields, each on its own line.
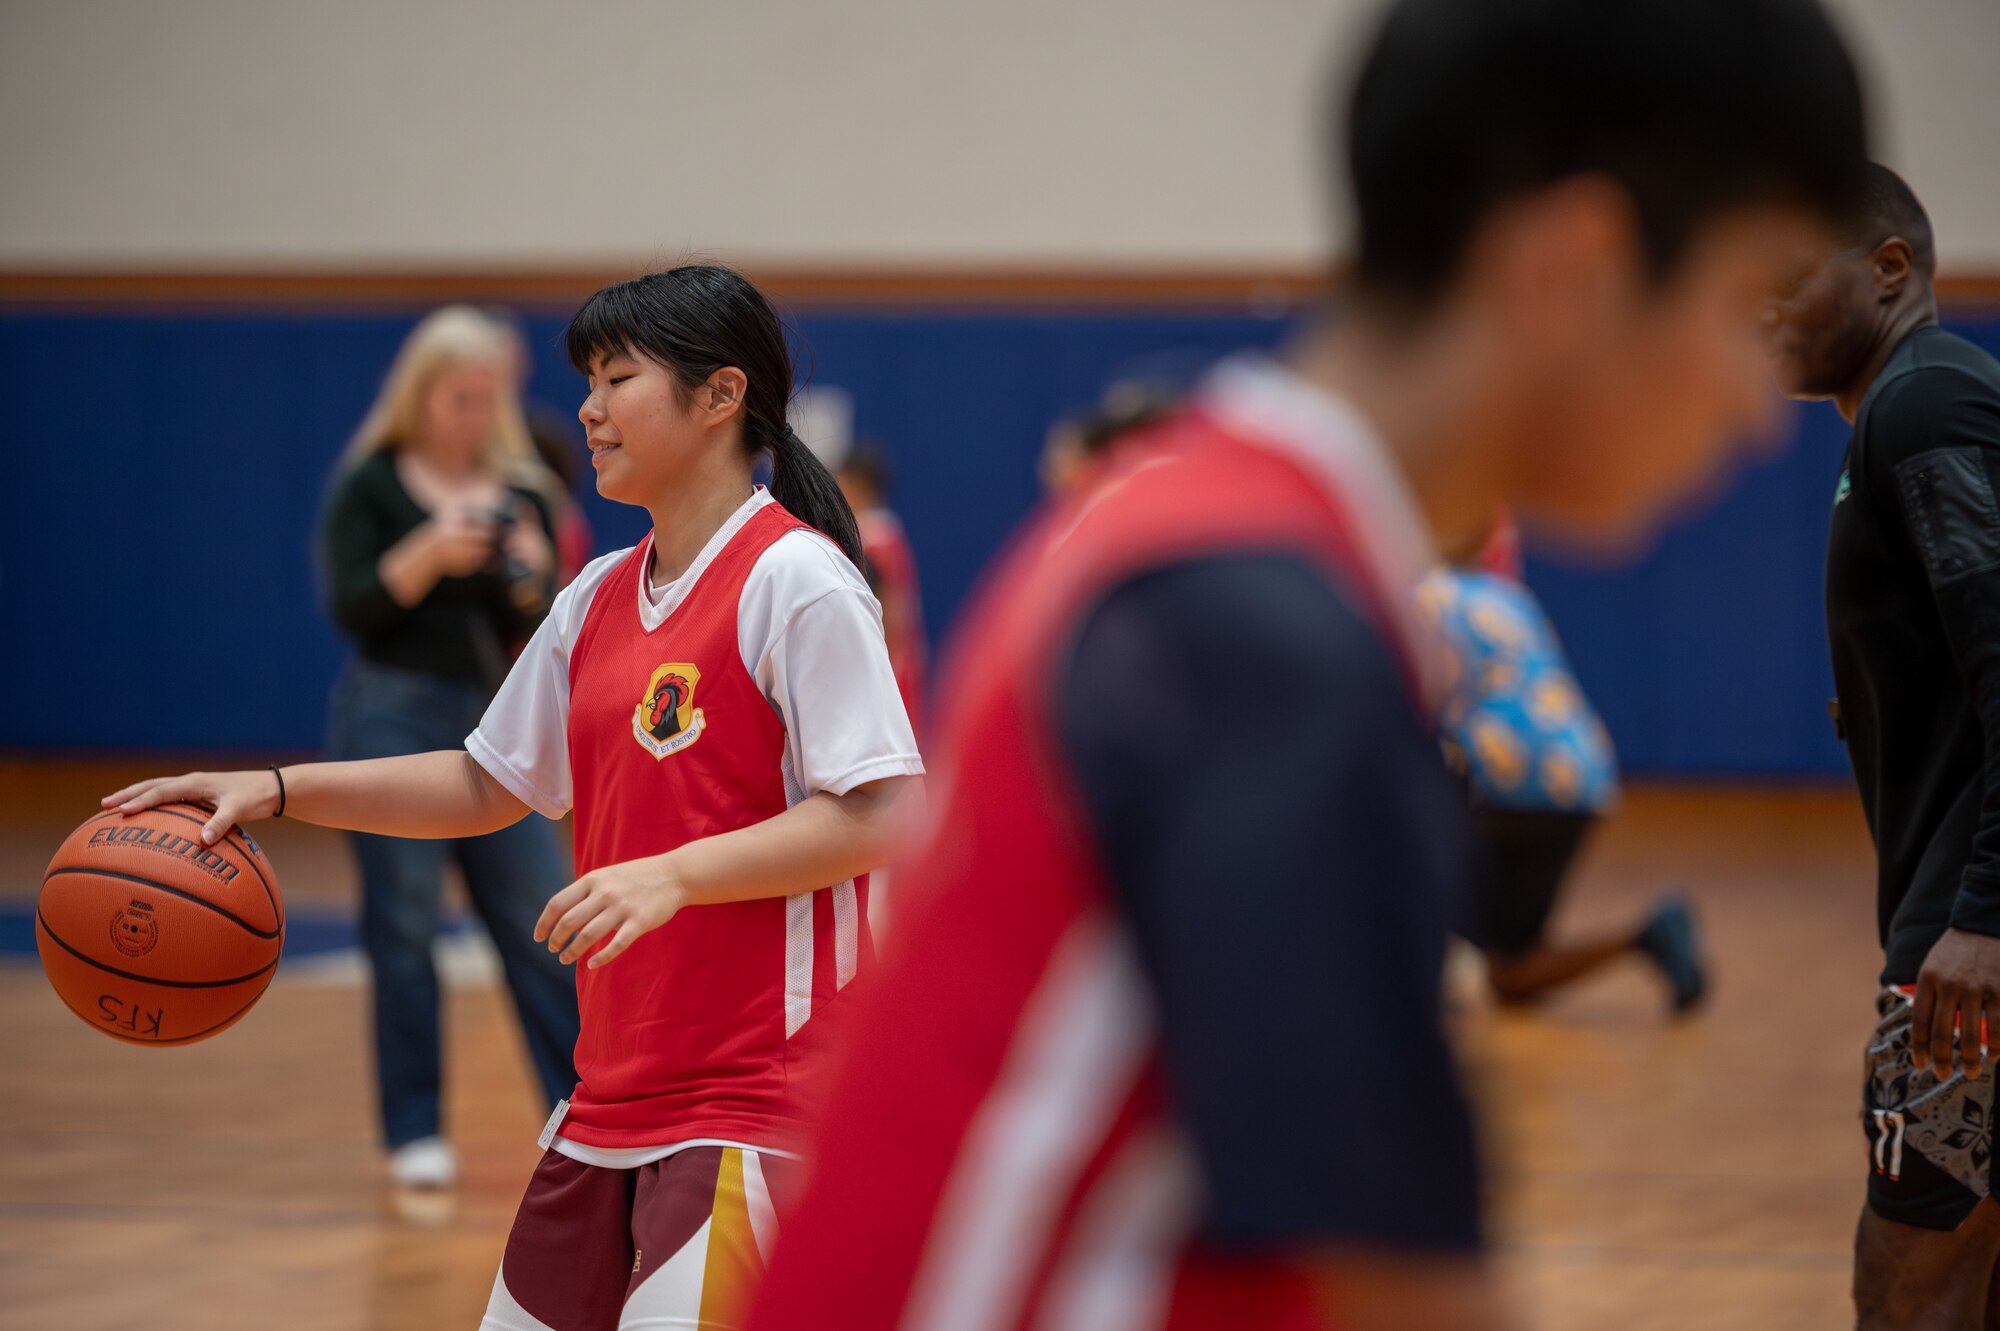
left=535, top=855, right=687, bottom=968
left=1912, top=927, right=2000, bottom=1080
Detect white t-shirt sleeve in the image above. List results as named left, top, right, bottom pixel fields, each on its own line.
left=465, top=548, right=631, bottom=820
left=742, top=531, right=925, bottom=799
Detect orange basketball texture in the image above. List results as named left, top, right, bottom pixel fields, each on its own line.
left=36, top=803, right=285, bottom=1045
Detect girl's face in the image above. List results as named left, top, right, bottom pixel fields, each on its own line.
left=418, top=364, right=500, bottom=468
left=578, top=349, right=711, bottom=505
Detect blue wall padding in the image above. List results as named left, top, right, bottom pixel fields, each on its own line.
left=5, top=306, right=1997, bottom=775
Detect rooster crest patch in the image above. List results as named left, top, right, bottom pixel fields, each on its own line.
left=633, top=662, right=706, bottom=758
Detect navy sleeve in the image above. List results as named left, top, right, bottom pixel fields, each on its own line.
left=1057, top=552, right=1482, bottom=1253
left=1872, top=369, right=2000, bottom=936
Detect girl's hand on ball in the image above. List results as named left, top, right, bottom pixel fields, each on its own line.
left=100, top=770, right=280, bottom=844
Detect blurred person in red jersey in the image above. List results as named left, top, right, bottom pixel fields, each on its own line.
left=1039, top=381, right=1181, bottom=498
left=746, top=1, right=1868, bottom=1328
left=838, top=443, right=927, bottom=737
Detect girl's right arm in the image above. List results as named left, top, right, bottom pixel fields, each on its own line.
left=101, top=750, right=530, bottom=846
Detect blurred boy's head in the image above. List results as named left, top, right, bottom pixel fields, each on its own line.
left=1765, top=163, right=1937, bottom=402
left=1040, top=383, right=1180, bottom=497
left=1342, top=0, right=1868, bottom=544
left=837, top=443, right=893, bottom=514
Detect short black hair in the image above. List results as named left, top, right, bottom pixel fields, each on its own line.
left=1838, top=162, right=1935, bottom=278
left=840, top=441, right=894, bottom=495
left=1345, top=0, right=1869, bottom=308
left=1062, top=382, right=1181, bottom=460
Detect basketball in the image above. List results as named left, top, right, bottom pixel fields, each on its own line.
left=36, top=803, right=285, bottom=1046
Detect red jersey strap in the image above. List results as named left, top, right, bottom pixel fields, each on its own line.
left=996, top=410, right=1414, bottom=704
left=569, top=501, right=814, bottom=685
left=677, top=502, right=814, bottom=630
left=569, top=542, right=644, bottom=684
left=1173, top=405, right=1420, bottom=695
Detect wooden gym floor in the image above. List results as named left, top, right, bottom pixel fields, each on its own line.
left=0, top=760, right=1884, bottom=1330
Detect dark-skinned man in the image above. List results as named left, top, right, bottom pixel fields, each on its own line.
left=1769, top=163, right=2000, bottom=1329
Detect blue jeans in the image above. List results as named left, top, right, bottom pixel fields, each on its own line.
left=328, top=658, right=580, bottom=1148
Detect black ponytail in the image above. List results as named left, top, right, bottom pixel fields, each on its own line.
left=566, top=264, right=864, bottom=568
left=767, top=421, right=864, bottom=567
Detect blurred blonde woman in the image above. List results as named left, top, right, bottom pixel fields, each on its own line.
left=319, top=307, right=579, bottom=1188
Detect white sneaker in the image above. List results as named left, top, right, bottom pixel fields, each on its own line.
left=389, top=1136, right=458, bottom=1190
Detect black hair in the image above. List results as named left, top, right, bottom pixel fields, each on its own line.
left=565, top=265, right=864, bottom=566
left=1344, top=0, right=1869, bottom=309
left=1062, top=381, right=1181, bottom=460
left=1837, top=162, right=1936, bottom=279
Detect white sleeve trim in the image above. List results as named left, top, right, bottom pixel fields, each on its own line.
left=741, top=531, right=924, bottom=806
left=814, top=754, right=927, bottom=798
left=465, top=729, right=569, bottom=821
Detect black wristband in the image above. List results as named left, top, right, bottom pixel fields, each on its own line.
left=269, top=764, right=287, bottom=819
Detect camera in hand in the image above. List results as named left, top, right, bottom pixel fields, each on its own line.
left=485, top=506, right=545, bottom=612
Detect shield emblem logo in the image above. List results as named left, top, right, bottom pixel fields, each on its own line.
left=633, top=663, right=706, bottom=758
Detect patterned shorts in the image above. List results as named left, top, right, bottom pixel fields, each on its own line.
left=479, top=1143, right=796, bottom=1331
left=1863, top=986, right=1997, bottom=1231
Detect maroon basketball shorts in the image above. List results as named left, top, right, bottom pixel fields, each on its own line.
left=479, top=1143, right=796, bottom=1331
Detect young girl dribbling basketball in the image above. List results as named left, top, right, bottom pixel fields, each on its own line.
left=107, top=265, right=924, bottom=1330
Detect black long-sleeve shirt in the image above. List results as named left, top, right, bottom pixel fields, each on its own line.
left=1826, top=325, right=2000, bottom=982
left=319, top=448, right=556, bottom=690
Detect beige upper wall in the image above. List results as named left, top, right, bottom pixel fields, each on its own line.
left=1, top=0, right=1995, bottom=270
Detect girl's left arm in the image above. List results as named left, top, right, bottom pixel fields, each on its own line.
left=536, top=774, right=921, bottom=967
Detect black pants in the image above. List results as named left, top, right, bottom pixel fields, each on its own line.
left=1472, top=807, right=1599, bottom=958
